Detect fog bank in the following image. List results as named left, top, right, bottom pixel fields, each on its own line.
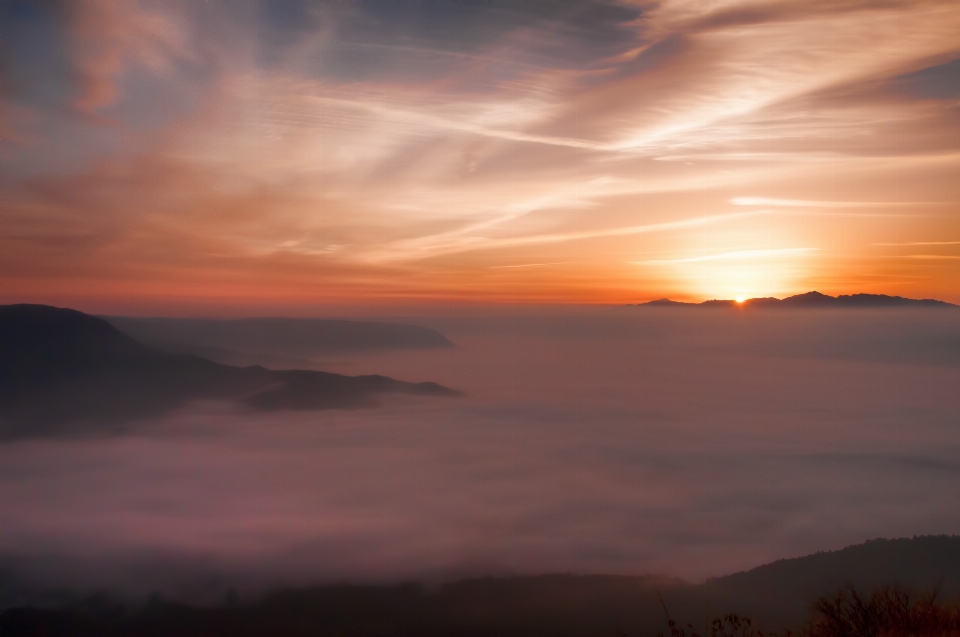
left=3, top=308, right=959, bottom=599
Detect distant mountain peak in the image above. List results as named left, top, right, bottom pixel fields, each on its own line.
left=643, top=298, right=695, bottom=306
left=632, top=292, right=956, bottom=308
left=785, top=290, right=833, bottom=300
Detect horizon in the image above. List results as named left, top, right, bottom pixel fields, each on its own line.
left=3, top=289, right=957, bottom=320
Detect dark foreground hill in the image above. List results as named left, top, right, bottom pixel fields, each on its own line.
left=0, top=305, right=457, bottom=439
left=2, top=536, right=959, bottom=636
left=699, top=536, right=960, bottom=628
left=637, top=291, right=957, bottom=309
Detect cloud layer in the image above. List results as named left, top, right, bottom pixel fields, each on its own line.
left=3, top=309, right=960, bottom=595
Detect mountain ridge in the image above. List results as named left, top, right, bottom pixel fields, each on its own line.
left=635, top=291, right=956, bottom=308
left=698, top=535, right=960, bottom=627
left=0, top=304, right=458, bottom=439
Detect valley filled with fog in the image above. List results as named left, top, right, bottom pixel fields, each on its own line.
left=3, top=307, right=960, bottom=599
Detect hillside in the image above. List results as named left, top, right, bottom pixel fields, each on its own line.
left=698, top=536, right=960, bottom=628
left=2, top=536, right=959, bottom=635
left=0, top=305, right=457, bottom=439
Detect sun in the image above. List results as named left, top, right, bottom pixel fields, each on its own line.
left=735, top=295, right=747, bottom=303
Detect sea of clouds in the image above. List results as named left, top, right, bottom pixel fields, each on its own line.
left=2, top=308, right=960, bottom=600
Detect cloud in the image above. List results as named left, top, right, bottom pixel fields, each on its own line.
left=2, top=310, right=960, bottom=595
left=67, top=0, right=192, bottom=114
left=874, top=241, right=960, bottom=246
left=731, top=197, right=902, bottom=208
left=488, top=262, right=576, bottom=269
left=634, top=247, right=818, bottom=265
left=536, top=1, right=960, bottom=152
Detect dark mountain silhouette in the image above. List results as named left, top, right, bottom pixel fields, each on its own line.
left=104, top=315, right=453, bottom=367
left=642, top=298, right=696, bottom=307
left=0, top=305, right=458, bottom=439
left=699, top=536, right=960, bottom=628
left=633, top=291, right=956, bottom=308
left=2, top=536, right=959, bottom=636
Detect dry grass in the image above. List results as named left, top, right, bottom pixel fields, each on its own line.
left=804, top=586, right=960, bottom=637
left=661, top=586, right=960, bottom=637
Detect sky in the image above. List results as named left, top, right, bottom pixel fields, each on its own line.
left=2, top=0, right=960, bottom=313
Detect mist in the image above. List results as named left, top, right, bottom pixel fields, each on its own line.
left=3, top=307, right=960, bottom=601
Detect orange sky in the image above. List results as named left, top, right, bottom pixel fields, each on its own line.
left=2, top=0, right=959, bottom=314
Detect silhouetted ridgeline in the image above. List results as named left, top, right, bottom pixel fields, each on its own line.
left=2, top=537, right=959, bottom=636
left=699, top=536, right=960, bottom=628
left=0, top=305, right=458, bottom=439
left=635, top=291, right=957, bottom=309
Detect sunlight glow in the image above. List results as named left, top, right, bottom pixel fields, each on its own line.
left=635, top=247, right=819, bottom=301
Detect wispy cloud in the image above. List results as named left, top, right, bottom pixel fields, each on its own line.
left=306, top=95, right=612, bottom=152
left=731, top=197, right=900, bottom=208
left=489, top=262, right=576, bottom=269
left=67, top=0, right=192, bottom=114
left=874, top=241, right=960, bottom=246
left=633, top=247, right=819, bottom=266
left=365, top=212, right=765, bottom=263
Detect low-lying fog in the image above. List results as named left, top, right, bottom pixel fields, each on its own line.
left=3, top=308, right=960, bottom=599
